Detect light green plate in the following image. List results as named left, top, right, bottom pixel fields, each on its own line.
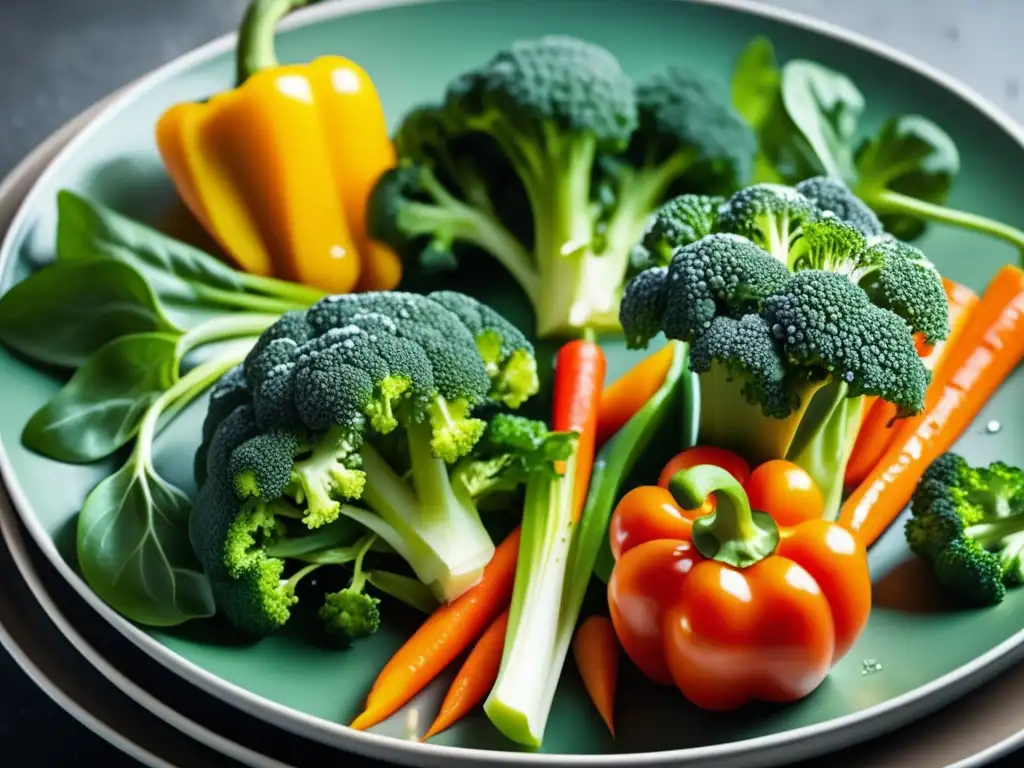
left=1, top=0, right=1022, bottom=766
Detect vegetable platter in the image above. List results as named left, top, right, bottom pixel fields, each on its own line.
left=0, top=0, right=1022, bottom=766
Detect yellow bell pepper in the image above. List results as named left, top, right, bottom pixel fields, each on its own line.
left=155, top=0, right=402, bottom=295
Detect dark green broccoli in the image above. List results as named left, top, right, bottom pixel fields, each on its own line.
left=906, top=453, right=1024, bottom=606
left=367, top=36, right=756, bottom=339
left=619, top=181, right=945, bottom=518
left=795, top=176, right=884, bottom=238
left=627, top=193, right=724, bottom=276
left=195, top=365, right=251, bottom=487
left=190, top=291, right=567, bottom=639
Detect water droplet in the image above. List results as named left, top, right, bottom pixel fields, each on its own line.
left=309, top=579, right=318, bottom=588
left=860, top=658, right=883, bottom=675
left=985, top=420, right=1002, bottom=434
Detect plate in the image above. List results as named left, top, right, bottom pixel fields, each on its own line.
left=0, top=0, right=1022, bottom=766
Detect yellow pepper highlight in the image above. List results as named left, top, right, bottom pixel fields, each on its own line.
left=155, top=0, right=401, bottom=295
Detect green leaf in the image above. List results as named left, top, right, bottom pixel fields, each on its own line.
left=0, top=259, right=179, bottom=368
left=76, top=458, right=215, bottom=626
left=854, top=115, right=960, bottom=240
left=22, top=333, right=180, bottom=463
left=731, top=36, right=781, bottom=130
left=780, top=59, right=865, bottom=181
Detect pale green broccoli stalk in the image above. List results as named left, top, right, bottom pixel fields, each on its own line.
left=189, top=291, right=556, bottom=638
left=620, top=181, right=947, bottom=518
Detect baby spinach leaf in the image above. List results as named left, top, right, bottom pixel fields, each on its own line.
left=77, top=456, right=216, bottom=627
left=731, top=35, right=781, bottom=131
left=780, top=59, right=864, bottom=181
left=0, top=258, right=179, bottom=368
left=854, top=114, right=960, bottom=240
left=22, top=333, right=181, bottom=463
left=56, top=189, right=244, bottom=306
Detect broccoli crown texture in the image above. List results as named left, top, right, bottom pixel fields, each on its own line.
left=795, top=176, right=884, bottom=238
left=906, top=453, right=1024, bottom=606
left=716, top=182, right=819, bottom=263
left=629, top=193, right=724, bottom=275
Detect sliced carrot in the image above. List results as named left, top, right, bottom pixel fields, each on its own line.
left=572, top=615, right=620, bottom=737
left=421, top=609, right=510, bottom=741
left=844, top=279, right=979, bottom=487
left=839, top=265, right=1024, bottom=547
left=595, top=344, right=675, bottom=447
left=350, top=528, right=520, bottom=731
left=553, top=339, right=607, bottom=521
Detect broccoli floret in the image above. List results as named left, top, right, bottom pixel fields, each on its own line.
left=717, top=183, right=819, bottom=265
left=195, top=365, right=250, bottom=486
left=619, top=181, right=940, bottom=519
left=906, top=453, right=1024, bottom=606
left=319, top=534, right=382, bottom=647
left=190, top=291, right=567, bottom=637
left=628, top=193, right=724, bottom=276
left=795, top=176, right=884, bottom=238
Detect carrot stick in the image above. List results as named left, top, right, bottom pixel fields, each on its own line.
left=350, top=527, right=521, bottom=731
left=553, top=339, right=607, bottom=521
left=844, top=279, right=979, bottom=487
left=595, top=344, right=675, bottom=447
left=572, top=615, right=620, bottom=737
left=839, top=265, right=1024, bottom=547
left=421, top=609, right=510, bottom=741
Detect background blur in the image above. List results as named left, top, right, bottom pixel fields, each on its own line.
left=0, top=0, right=1021, bottom=764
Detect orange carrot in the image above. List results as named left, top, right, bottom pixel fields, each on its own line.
left=595, top=344, right=675, bottom=447
left=421, top=609, right=510, bottom=741
left=839, top=265, right=1024, bottom=547
left=350, top=528, right=521, bottom=731
left=572, top=615, right=620, bottom=737
left=553, top=339, right=607, bottom=521
left=844, top=279, right=979, bottom=487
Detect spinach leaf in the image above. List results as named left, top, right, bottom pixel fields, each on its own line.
left=731, top=35, right=780, bottom=131
left=854, top=114, right=960, bottom=240
left=76, top=455, right=216, bottom=627
left=0, top=258, right=179, bottom=368
left=780, top=59, right=864, bottom=181
left=23, top=333, right=181, bottom=463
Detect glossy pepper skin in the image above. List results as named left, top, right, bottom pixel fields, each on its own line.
left=607, top=466, right=871, bottom=712
left=155, top=0, right=401, bottom=295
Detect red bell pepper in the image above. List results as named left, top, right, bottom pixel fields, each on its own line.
left=606, top=465, right=872, bottom=712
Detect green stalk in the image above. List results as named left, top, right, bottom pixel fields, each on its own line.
left=968, top=514, right=1024, bottom=548
left=158, top=342, right=255, bottom=428
left=177, top=312, right=281, bottom=356
left=862, top=188, right=1024, bottom=264
left=188, top=282, right=316, bottom=315
left=236, top=0, right=321, bottom=85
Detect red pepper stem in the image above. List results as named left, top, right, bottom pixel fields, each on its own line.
left=235, top=0, right=320, bottom=85
left=669, top=465, right=780, bottom=569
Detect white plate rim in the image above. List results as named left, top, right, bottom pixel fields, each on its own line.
left=0, top=0, right=1023, bottom=766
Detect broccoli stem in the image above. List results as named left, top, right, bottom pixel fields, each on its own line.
left=364, top=570, right=439, bottom=613
left=862, top=188, right=1024, bottom=264
left=968, top=513, right=1024, bottom=549
left=282, top=562, right=321, bottom=595
left=669, top=465, right=779, bottom=567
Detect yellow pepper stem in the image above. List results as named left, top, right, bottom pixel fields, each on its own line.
left=236, top=0, right=322, bottom=85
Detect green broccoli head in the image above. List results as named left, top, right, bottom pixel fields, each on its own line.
left=628, top=67, right=755, bottom=196
left=629, top=193, right=724, bottom=276
left=195, top=365, right=251, bottom=487
left=717, top=183, right=819, bottom=264
left=906, top=453, right=1024, bottom=606
left=229, top=429, right=302, bottom=502
left=319, top=589, right=382, bottom=647
left=795, top=176, right=884, bottom=238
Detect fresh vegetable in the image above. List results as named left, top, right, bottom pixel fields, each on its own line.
left=745, top=460, right=823, bottom=526
left=731, top=36, right=1024, bottom=261
left=483, top=340, right=605, bottom=747
left=421, top=608, right=510, bottom=741
left=620, top=181, right=947, bottom=519
left=190, top=290, right=573, bottom=638
left=318, top=534, right=382, bottom=647
left=596, top=343, right=676, bottom=446
left=607, top=465, right=871, bottom=710
left=904, top=453, right=1024, bottom=606
left=841, top=264, right=1024, bottom=546
left=572, top=615, right=619, bottom=737
left=157, top=0, right=400, bottom=294
left=367, top=36, right=755, bottom=338
left=845, top=278, right=978, bottom=487
left=658, top=445, right=751, bottom=492
left=350, top=527, right=521, bottom=731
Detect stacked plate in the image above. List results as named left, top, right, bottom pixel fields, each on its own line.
left=1, top=1, right=1022, bottom=767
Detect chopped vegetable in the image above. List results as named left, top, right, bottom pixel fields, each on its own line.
left=731, top=36, right=1024, bottom=262
left=607, top=465, right=871, bottom=709
left=367, top=36, right=755, bottom=338
left=620, top=181, right=947, bottom=519
left=905, top=453, right=1024, bottom=606
left=844, top=278, right=978, bottom=487
left=422, top=608, right=510, bottom=741
left=157, top=0, right=400, bottom=293
left=840, top=264, right=1024, bottom=546
left=572, top=615, right=620, bottom=737
left=350, top=527, right=521, bottom=731
left=596, top=343, right=676, bottom=446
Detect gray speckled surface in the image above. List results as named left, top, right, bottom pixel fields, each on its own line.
left=0, top=0, right=1021, bottom=765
